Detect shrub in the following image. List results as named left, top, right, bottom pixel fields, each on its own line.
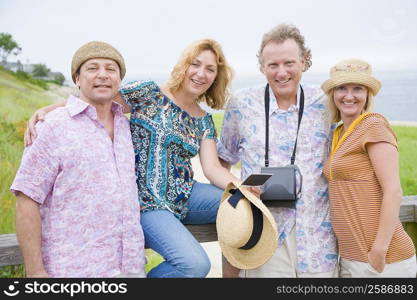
left=13, top=70, right=48, bottom=90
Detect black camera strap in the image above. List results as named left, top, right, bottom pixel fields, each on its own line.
left=264, top=83, right=304, bottom=167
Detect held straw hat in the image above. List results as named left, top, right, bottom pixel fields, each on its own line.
left=216, top=183, right=278, bottom=269
left=321, top=58, right=381, bottom=96
left=71, top=41, right=126, bottom=83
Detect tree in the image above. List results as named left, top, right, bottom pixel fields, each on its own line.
left=53, top=73, right=66, bottom=85
left=0, top=33, right=21, bottom=63
left=32, top=64, right=50, bottom=78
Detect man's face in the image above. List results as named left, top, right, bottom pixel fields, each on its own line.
left=261, top=39, right=305, bottom=101
left=75, top=58, right=121, bottom=104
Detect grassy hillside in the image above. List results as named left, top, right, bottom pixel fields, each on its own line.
left=0, top=67, right=61, bottom=234
left=0, top=67, right=66, bottom=277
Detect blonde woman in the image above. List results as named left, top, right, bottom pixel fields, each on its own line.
left=322, top=58, right=416, bottom=277
left=25, top=39, right=240, bottom=277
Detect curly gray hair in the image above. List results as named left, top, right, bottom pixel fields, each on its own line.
left=257, top=23, right=312, bottom=72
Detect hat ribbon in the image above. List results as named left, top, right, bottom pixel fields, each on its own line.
left=228, top=189, right=264, bottom=250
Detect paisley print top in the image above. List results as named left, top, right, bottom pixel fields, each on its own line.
left=120, top=80, right=217, bottom=220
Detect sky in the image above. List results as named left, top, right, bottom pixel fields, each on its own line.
left=1, top=0, right=417, bottom=85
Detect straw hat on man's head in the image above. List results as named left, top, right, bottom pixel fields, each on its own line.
left=71, top=41, right=126, bottom=83
left=321, top=58, right=381, bottom=96
left=216, top=183, right=278, bottom=270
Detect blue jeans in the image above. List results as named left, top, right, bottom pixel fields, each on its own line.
left=141, top=182, right=223, bottom=278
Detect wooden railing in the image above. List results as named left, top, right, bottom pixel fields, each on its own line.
left=1, top=195, right=417, bottom=276
left=0, top=224, right=218, bottom=269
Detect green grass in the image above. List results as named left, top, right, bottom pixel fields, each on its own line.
left=0, top=66, right=49, bottom=90
left=212, top=113, right=223, bottom=134
left=0, top=69, right=53, bottom=235
left=0, top=68, right=55, bottom=277
left=392, top=126, right=417, bottom=195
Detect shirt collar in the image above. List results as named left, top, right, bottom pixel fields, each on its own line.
left=268, top=85, right=301, bottom=115
left=66, top=95, right=124, bottom=119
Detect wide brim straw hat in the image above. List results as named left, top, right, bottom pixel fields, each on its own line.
left=321, top=58, right=381, bottom=96
left=216, top=182, right=278, bottom=270
left=71, top=41, right=126, bottom=83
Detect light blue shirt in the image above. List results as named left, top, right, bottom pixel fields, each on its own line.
left=217, top=83, right=338, bottom=273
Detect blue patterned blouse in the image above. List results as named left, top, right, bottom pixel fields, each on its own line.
left=120, top=80, right=217, bottom=220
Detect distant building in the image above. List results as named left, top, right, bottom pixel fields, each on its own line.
left=1, top=61, right=65, bottom=84
left=0, top=60, right=24, bottom=72
left=37, top=71, right=65, bottom=82
left=22, top=64, right=35, bottom=74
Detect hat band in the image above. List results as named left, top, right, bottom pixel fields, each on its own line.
left=228, top=189, right=264, bottom=250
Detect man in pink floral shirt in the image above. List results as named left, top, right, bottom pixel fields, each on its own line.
left=11, top=41, right=145, bottom=277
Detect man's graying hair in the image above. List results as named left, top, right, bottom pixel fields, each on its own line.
left=257, top=23, right=312, bottom=72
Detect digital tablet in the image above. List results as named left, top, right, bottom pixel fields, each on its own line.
left=241, top=173, right=273, bottom=186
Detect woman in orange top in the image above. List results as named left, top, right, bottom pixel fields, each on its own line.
left=321, top=58, right=416, bottom=277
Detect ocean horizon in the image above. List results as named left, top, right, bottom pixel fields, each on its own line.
left=125, top=69, right=417, bottom=122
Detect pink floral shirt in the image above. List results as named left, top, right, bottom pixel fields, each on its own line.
left=11, top=95, right=145, bottom=277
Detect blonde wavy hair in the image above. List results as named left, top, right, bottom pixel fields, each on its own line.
left=165, top=39, right=233, bottom=110
left=326, top=88, right=374, bottom=123
left=257, top=23, right=312, bottom=72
